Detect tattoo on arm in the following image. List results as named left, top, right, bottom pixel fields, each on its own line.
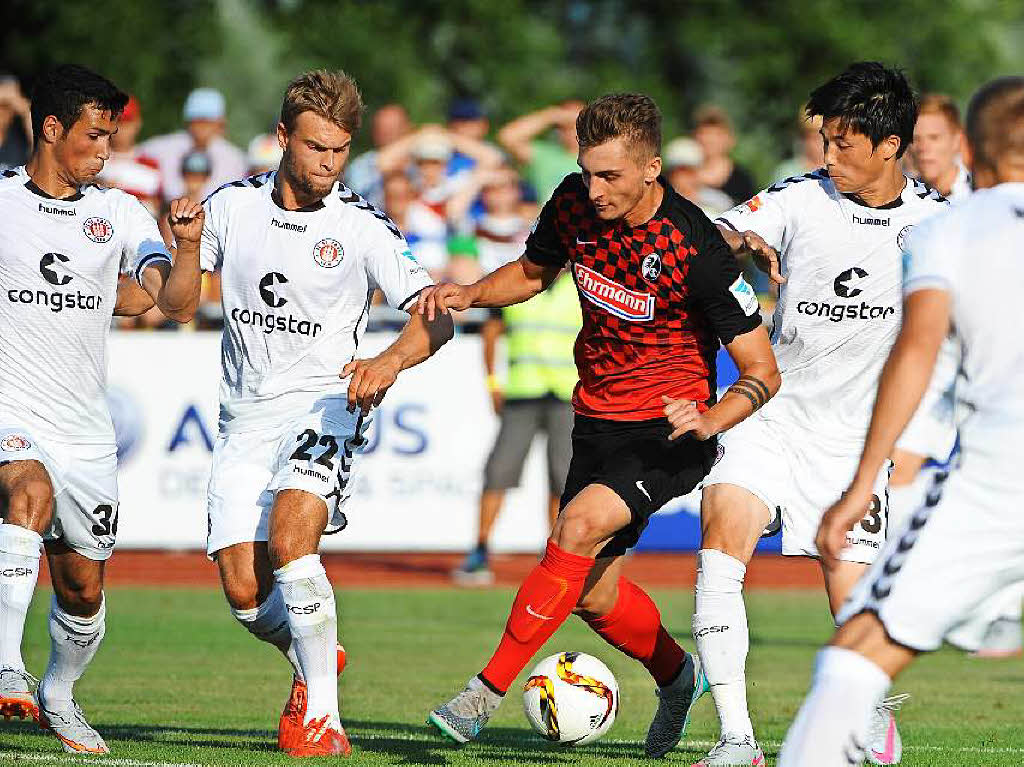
left=726, top=375, right=771, bottom=412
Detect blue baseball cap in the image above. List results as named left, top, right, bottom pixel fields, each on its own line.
left=448, top=98, right=485, bottom=122
left=183, top=88, right=226, bottom=122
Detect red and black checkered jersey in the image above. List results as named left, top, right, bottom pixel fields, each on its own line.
left=525, top=174, right=761, bottom=421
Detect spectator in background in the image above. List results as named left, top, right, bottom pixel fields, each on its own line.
left=911, top=93, right=971, bottom=199
left=245, top=133, right=283, bottom=175
left=663, top=136, right=733, bottom=217
left=447, top=98, right=491, bottom=174
left=498, top=100, right=584, bottom=202
left=771, top=111, right=825, bottom=181
left=382, top=170, right=449, bottom=277
left=98, top=95, right=163, bottom=217
left=449, top=165, right=532, bottom=275
left=0, top=75, right=32, bottom=169
left=694, top=104, right=756, bottom=203
left=378, top=125, right=503, bottom=219
left=139, top=87, right=246, bottom=200
left=181, top=150, right=212, bottom=202
left=345, top=103, right=411, bottom=207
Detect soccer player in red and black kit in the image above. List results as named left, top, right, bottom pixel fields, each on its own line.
left=420, top=93, right=780, bottom=757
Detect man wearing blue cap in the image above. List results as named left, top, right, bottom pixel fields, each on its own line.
left=139, top=87, right=246, bottom=201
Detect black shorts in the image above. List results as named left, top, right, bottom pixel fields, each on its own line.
left=560, top=414, right=718, bottom=559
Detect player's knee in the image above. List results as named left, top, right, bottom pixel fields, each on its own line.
left=56, top=581, right=103, bottom=617
left=552, top=506, right=609, bottom=555
left=221, top=576, right=261, bottom=611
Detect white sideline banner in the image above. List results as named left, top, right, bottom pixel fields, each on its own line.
left=108, top=332, right=552, bottom=552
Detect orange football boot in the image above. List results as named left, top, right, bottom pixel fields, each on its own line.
left=277, top=643, right=347, bottom=750
left=286, top=715, right=352, bottom=758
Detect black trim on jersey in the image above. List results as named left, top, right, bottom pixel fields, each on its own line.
left=397, top=286, right=427, bottom=311
left=2, top=169, right=18, bottom=178
left=715, top=217, right=739, bottom=232
left=24, top=178, right=84, bottom=202
left=203, top=171, right=274, bottom=205
left=909, top=177, right=948, bottom=203
left=337, top=185, right=403, bottom=240
left=351, top=288, right=374, bottom=357
left=765, top=169, right=828, bottom=194
left=134, top=252, right=173, bottom=285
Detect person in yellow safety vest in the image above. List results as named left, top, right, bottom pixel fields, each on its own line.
left=453, top=271, right=582, bottom=585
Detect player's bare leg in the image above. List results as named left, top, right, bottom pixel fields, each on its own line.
left=819, top=558, right=907, bottom=765
left=778, top=612, right=917, bottom=766
left=575, top=556, right=707, bottom=757
left=691, top=483, right=772, bottom=766
left=267, top=489, right=350, bottom=757
left=429, top=484, right=628, bottom=743
left=37, top=543, right=109, bottom=754
left=0, top=460, right=51, bottom=722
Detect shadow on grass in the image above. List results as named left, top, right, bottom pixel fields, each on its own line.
left=1, top=717, right=727, bottom=765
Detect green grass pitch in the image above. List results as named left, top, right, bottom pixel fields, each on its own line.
left=2, top=586, right=1023, bottom=765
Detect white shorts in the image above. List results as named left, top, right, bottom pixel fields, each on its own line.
left=0, top=425, right=119, bottom=561
left=206, top=400, right=369, bottom=556
left=838, top=459, right=1024, bottom=652
left=705, top=414, right=891, bottom=564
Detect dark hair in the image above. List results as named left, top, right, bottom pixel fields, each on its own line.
left=576, top=93, right=662, bottom=160
left=806, top=62, right=916, bottom=158
left=965, top=76, right=1024, bottom=170
left=30, top=64, right=128, bottom=144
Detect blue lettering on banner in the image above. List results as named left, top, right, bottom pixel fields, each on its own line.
left=393, top=404, right=427, bottom=455
left=168, top=404, right=214, bottom=453
left=361, top=404, right=429, bottom=457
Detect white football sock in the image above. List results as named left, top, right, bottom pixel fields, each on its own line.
left=778, top=646, right=891, bottom=767
left=693, top=548, right=754, bottom=739
left=275, top=554, right=338, bottom=726
left=231, top=585, right=303, bottom=680
left=38, top=593, right=105, bottom=710
left=0, top=523, right=43, bottom=671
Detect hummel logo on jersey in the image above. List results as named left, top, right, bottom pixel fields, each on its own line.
left=38, top=202, right=75, bottom=217
left=574, top=262, right=654, bottom=322
left=40, top=253, right=73, bottom=286
left=271, top=217, right=307, bottom=233
left=833, top=267, right=867, bottom=298
left=852, top=214, right=890, bottom=226
left=259, top=271, right=288, bottom=308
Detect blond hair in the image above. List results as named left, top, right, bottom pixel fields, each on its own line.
left=918, top=93, right=961, bottom=130
left=280, top=69, right=364, bottom=134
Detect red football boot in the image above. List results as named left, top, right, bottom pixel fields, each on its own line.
left=277, top=643, right=347, bottom=750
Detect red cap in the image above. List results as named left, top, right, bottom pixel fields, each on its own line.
left=120, top=95, right=141, bottom=123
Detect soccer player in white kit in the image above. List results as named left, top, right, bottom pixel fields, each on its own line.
left=202, top=70, right=453, bottom=757
left=0, top=65, right=203, bottom=752
left=778, top=74, right=1024, bottom=767
left=690, top=63, right=948, bottom=766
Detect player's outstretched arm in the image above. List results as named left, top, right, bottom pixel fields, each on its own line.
left=716, top=224, right=786, bottom=285
left=416, top=255, right=560, bottom=321
left=816, top=289, right=951, bottom=565
left=139, top=198, right=204, bottom=323
left=341, top=308, right=454, bottom=414
left=664, top=324, right=780, bottom=441
left=113, top=275, right=155, bottom=316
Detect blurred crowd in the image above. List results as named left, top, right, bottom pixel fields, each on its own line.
left=0, top=76, right=971, bottom=332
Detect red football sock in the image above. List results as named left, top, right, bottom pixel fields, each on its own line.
left=584, top=577, right=686, bottom=687
left=479, top=541, right=594, bottom=694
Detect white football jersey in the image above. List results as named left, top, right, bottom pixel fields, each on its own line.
left=0, top=167, right=171, bottom=445
left=903, top=182, right=1024, bottom=470
left=717, top=169, right=948, bottom=448
left=201, top=172, right=433, bottom=434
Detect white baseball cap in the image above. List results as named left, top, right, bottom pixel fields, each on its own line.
left=183, top=88, right=226, bottom=122
left=664, top=137, right=703, bottom=169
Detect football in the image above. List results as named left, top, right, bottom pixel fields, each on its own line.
left=523, top=651, right=619, bottom=745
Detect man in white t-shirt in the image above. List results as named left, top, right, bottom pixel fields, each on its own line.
left=0, top=65, right=202, bottom=753
left=691, top=63, right=948, bottom=766
left=201, top=70, right=453, bottom=757
left=779, top=75, right=1024, bottom=767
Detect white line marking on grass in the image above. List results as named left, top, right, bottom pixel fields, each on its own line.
left=0, top=754, right=199, bottom=767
